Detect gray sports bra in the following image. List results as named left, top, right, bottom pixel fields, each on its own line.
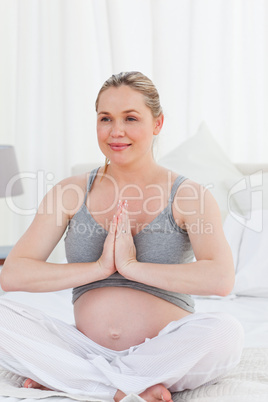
left=64, top=168, right=195, bottom=312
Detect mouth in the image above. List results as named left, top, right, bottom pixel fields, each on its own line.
left=108, top=143, right=132, bottom=151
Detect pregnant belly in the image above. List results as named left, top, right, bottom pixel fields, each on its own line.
left=74, top=287, right=192, bottom=351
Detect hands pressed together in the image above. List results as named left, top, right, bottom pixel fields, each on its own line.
left=98, top=200, right=138, bottom=279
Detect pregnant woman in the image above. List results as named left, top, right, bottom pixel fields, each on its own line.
left=0, top=71, right=244, bottom=402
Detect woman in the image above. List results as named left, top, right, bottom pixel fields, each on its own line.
left=0, top=72, right=244, bottom=402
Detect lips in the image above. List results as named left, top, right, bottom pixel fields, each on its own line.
left=109, top=143, right=131, bottom=151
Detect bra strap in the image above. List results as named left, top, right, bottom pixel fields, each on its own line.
left=83, top=167, right=101, bottom=204
left=168, top=175, right=188, bottom=206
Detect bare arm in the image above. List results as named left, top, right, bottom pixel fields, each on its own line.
left=0, top=176, right=116, bottom=293
left=116, top=181, right=235, bottom=297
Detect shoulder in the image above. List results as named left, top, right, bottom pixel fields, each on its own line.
left=57, top=173, right=88, bottom=192
left=38, top=173, right=90, bottom=219
left=175, top=178, right=205, bottom=198
left=153, top=166, right=180, bottom=187
left=172, top=178, right=221, bottom=227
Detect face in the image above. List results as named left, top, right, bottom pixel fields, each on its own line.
left=96, top=85, right=163, bottom=167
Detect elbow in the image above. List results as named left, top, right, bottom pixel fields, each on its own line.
left=215, top=270, right=235, bottom=297
left=0, top=261, right=21, bottom=292
left=0, top=270, right=11, bottom=292
left=0, top=268, right=13, bottom=292
left=217, top=284, right=234, bottom=298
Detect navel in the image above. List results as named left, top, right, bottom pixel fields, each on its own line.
left=109, top=327, right=122, bottom=340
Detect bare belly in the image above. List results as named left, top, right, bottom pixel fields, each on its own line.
left=74, top=287, right=192, bottom=351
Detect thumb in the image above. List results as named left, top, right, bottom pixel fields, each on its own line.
left=107, top=214, right=117, bottom=243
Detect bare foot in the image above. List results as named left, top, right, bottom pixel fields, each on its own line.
left=114, top=384, right=172, bottom=402
left=23, top=378, right=51, bottom=391
left=140, top=384, right=172, bottom=402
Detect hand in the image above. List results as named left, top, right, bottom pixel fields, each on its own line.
left=115, top=201, right=137, bottom=276
left=97, top=215, right=117, bottom=278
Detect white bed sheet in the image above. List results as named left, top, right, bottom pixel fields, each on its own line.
left=0, top=290, right=267, bottom=402
left=193, top=294, right=268, bottom=348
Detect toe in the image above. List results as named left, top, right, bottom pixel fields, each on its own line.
left=23, top=379, right=33, bottom=388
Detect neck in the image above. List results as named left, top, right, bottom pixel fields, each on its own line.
left=105, top=159, right=160, bottom=187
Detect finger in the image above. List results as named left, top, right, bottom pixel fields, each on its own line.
left=116, top=210, right=126, bottom=237
left=105, top=215, right=117, bottom=247
left=102, top=216, right=117, bottom=261
left=116, top=210, right=123, bottom=236
left=121, top=200, right=131, bottom=235
left=116, top=199, right=123, bottom=217
left=109, top=214, right=118, bottom=236
left=117, top=200, right=130, bottom=236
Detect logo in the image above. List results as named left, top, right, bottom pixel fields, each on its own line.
left=228, top=170, right=263, bottom=232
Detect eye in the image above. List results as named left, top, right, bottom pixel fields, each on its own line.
left=100, top=117, right=111, bottom=122
left=126, top=117, right=137, bottom=122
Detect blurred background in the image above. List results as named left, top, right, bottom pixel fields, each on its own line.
left=0, top=0, right=267, bottom=262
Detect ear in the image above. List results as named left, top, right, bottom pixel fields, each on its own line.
left=153, top=114, right=164, bottom=136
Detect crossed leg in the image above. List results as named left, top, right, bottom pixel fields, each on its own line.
left=23, top=379, right=172, bottom=402
left=1, top=300, right=243, bottom=401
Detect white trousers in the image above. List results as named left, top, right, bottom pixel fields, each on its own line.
left=0, top=298, right=244, bottom=401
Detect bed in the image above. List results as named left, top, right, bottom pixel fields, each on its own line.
left=1, top=122, right=268, bottom=401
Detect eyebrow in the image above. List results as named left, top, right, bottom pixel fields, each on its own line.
left=98, top=109, right=141, bottom=115
left=123, top=109, right=141, bottom=114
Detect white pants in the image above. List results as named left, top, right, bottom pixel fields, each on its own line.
left=0, top=298, right=244, bottom=401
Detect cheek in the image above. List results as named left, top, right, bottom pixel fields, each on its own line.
left=137, top=126, right=155, bottom=142
left=97, top=126, right=108, bottom=141
left=96, top=131, right=108, bottom=153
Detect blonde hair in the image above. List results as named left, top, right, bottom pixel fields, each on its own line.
left=96, top=71, right=163, bottom=174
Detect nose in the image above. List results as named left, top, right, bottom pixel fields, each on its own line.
left=110, top=121, right=125, bottom=138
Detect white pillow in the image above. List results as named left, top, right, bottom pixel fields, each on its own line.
left=223, top=213, right=245, bottom=270
left=158, top=122, right=243, bottom=220
left=223, top=211, right=268, bottom=297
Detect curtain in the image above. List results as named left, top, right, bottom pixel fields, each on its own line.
left=0, top=0, right=267, bottom=261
